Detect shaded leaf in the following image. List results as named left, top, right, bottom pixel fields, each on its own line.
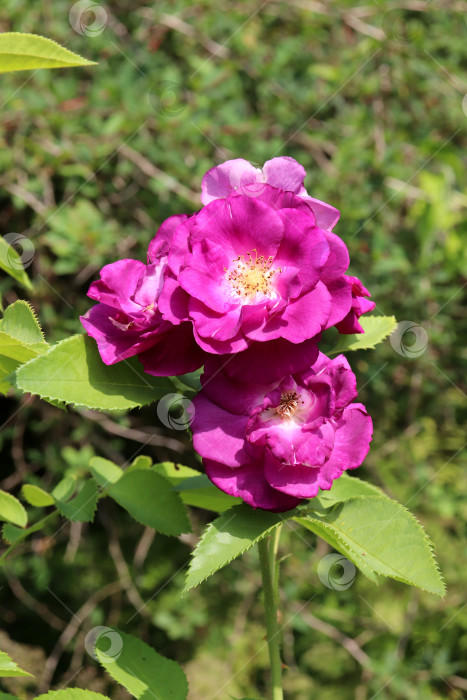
left=108, top=470, right=191, bottom=536
left=95, top=628, right=188, bottom=700
left=56, top=480, right=99, bottom=523
left=0, top=301, right=46, bottom=345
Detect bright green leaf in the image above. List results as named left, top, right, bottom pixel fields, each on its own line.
left=0, top=490, right=27, bottom=528
left=0, top=355, right=19, bottom=395
left=0, top=650, right=32, bottom=678
left=35, top=691, right=110, bottom=700
left=0, top=33, right=96, bottom=73
left=56, top=480, right=99, bottom=523
left=0, top=236, right=32, bottom=289
left=0, top=332, right=45, bottom=363
left=108, top=470, right=191, bottom=536
left=0, top=301, right=46, bottom=345
left=297, top=496, right=445, bottom=595
left=51, top=475, right=76, bottom=502
left=21, top=484, right=54, bottom=507
left=15, top=334, right=177, bottom=411
left=184, top=503, right=295, bottom=591
left=329, top=315, right=397, bottom=355
left=95, top=628, right=188, bottom=700
left=89, top=457, right=123, bottom=488
left=152, top=462, right=202, bottom=485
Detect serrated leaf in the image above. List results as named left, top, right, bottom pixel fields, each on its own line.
left=95, top=628, right=188, bottom=700
left=184, top=504, right=295, bottom=591
left=0, top=33, right=96, bottom=73
left=0, top=490, right=27, bottom=527
left=329, top=315, right=397, bottom=355
left=15, top=334, right=176, bottom=411
left=0, top=650, right=32, bottom=677
left=0, top=236, right=32, bottom=289
left=89, top=457, right=123, bottom=488
left=0, top=301, right=46, bottom=345
left=56, top=480, right=99, bottom=523
left=317, top=473, right=385, bottom=506
left=35, top=691, right=110, bottom=700
left=0, top=331, right=46, bottom=362
left=297, top=517, right=380, bottom=583
left=21, top=484, right=54, bottom=507
left=297, top=496, right=445, bottom=595
left=108, top=470, right=191, bottom=536
left=2, top=523, right=24, bottom=545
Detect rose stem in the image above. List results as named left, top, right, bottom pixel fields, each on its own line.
left=258, top=525, right=283, bottom=700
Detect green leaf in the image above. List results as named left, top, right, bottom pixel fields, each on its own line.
left=317, top=473, right=385, bottom=507
left=108, top=470, right=191, bottom=536
left=0, top=692, right=21, bottom=699
left=0, top=236, right=32, bottom=289
left=95, top=628, right=188, bottom=700
left=51, top=475, right=76, bottom=502
left=0, top=332, right=45, bottom=362
left=0, top=650, right=33, bottom=677
left=184, top=503, right=293, bottom=591
left=176, top=475, right=242, bottom=513
left=15, top=334, right=177, bottom=411
left=296, top=496, right=445, bottom=595
left=130, top=455, right=152, bottom=470
left=2, top=523, right=24, bottom=545
left=55, top=480, right=99, bottom=523
left=89, top=457, right=123, bottom=488
left=0, top=33, right=96, bottom=73
left=329, top=315, right=397, bottom=355
left=0, top=301, right=46, bottom=346
left=35, top=692, right=110, bottom=700
left=21, top=484, right=54, bottom=507
left=152, top=464, right=240, bottom=513
left=0, top=355, right=19, bottom=395
left=0, top=490, right=27, bottom=528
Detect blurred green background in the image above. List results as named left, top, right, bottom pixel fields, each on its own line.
left=0, top=1, right=466, bottom=698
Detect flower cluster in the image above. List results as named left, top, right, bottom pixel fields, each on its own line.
left=81, top=156, right=375, bottom=511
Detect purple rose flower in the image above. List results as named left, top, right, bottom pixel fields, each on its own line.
left=80, top=215, right=206, bottom=376
left=336, top=276, right=376, bottom=334
left=159, top=186, right=352, bottom=356
left=201, top=156, right=340, bottom=231
left=192, top=352, right=373, bottom=512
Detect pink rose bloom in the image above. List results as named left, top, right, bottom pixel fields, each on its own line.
left=201, top=156, right=340, bottom=231
left=192, top=352, right=373, bottom=512
left=80, top=215, right=207, bottom=376
left=158, top=186, right=352, bottom=356
left=336, top=276, right=376, bottom=334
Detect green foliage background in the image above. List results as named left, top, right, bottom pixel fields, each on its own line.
left=0, top=1, right=466, bottom=698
